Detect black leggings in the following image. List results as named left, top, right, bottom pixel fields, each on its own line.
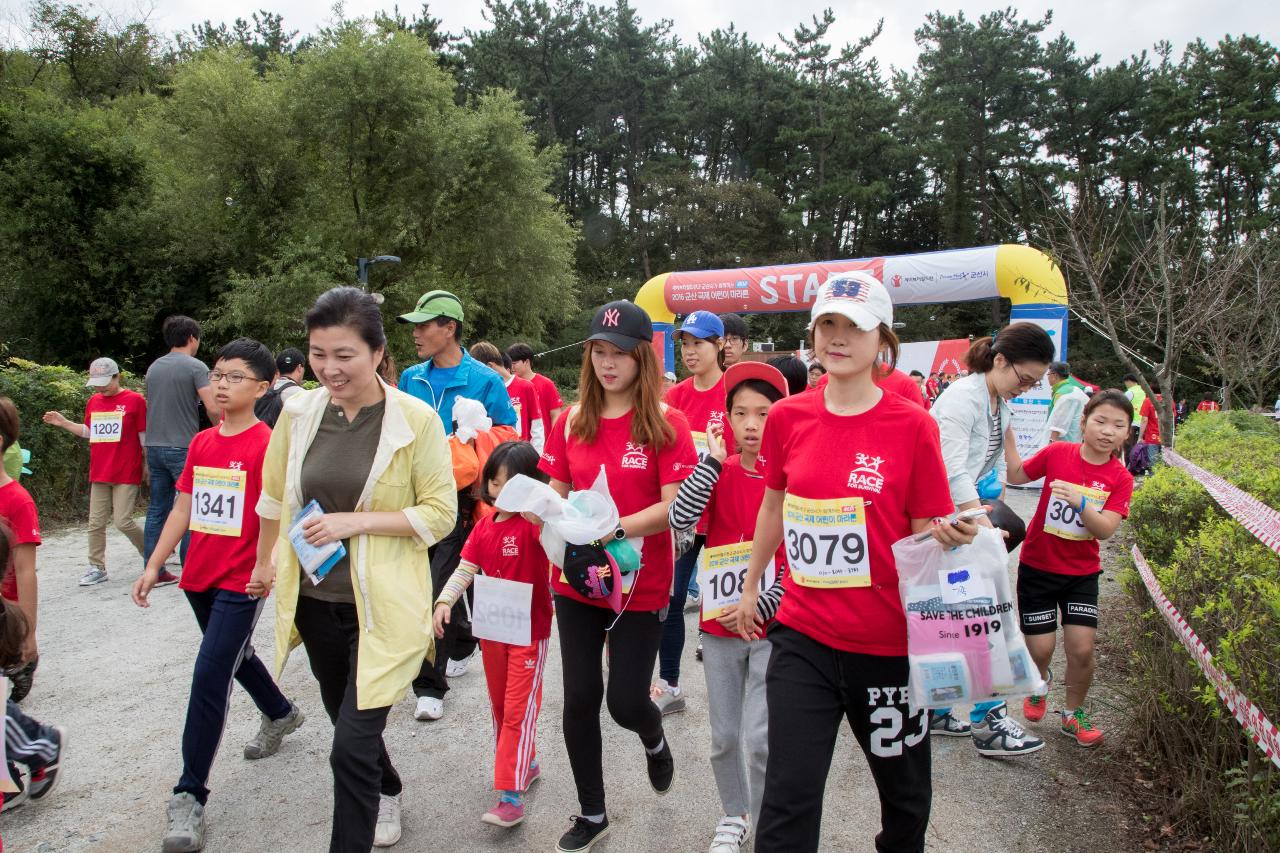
left=556, top=595, right=665, bottom=816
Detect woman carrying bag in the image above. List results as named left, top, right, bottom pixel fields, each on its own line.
left=249, top=287, right=457, bottom=852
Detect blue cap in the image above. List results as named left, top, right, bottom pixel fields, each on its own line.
left=676, top=310, right=725, bottom=341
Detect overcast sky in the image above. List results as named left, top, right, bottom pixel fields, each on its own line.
left=6, top=0, right=1277, bottom=71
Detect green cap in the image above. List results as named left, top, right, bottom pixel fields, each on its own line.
left=397, top=290, right=465, bottom=324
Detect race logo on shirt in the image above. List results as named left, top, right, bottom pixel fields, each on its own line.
left=543, top=453, right=557, bottom=466
left=502, top=535, right=519, bottom=557
left=846, top=452, right=885, bottom=494
left=622, top=441, right=649, bottom=470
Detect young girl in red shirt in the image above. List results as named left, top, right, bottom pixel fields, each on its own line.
left=666, top=361, right=790, bottom=853
left=732, top=273, right=977, bottom=853
left=433, top=441, right=553, bottom=829
left=539, top=300, right=697, bottom=853
left=1004, top=389, right=1135, bottom=747
left=655, top=309, right=727, bottom=713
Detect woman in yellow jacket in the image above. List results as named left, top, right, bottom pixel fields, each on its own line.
left=249, top=287, right=457, bottom=852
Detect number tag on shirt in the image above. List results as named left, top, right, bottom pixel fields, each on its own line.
left=690, top=431, right=709, bottom=457
left=472, top=574, right=533, bottom=646
left=89, top=411, right=124, bottom=444
left=783, top=495, right=870, bottom=588
left=190, top=466, right=247, bottom=537
left=697, top=541, right=776, bottom=620
left=1045, top=485, right=1108, bottom=541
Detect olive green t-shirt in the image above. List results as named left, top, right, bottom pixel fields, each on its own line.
left=298, top=400, right=385, bottom=603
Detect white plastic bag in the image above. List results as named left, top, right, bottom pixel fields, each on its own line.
left=452, top=396, right=492, bottom=442
left=495, top=469, right=619, bottom=569
left=891, top=526, right=1044, bottom=710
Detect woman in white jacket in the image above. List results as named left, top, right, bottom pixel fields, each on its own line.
left=928, top=323, right=1054, bottom=758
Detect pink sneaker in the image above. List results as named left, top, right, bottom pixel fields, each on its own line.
left=525, top=762, right=541, bottom=786
left=481, top=798, right=525, bottom=827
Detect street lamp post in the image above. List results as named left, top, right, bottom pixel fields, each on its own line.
left=356, top=255, right=401, bottom=298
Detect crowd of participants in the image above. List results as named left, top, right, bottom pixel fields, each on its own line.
left=0, top=272, right=1159, bottom=853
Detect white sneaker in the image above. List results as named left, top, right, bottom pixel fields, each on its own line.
left=709, top=815, right=750, bottom=853
left=650, top=679, right=687, bottom=715
left=414, top=696, right=443, bottom=721
left=79, top=567, right=108, bottom=586
left=373, top=793, right=402, bottom=847
left=445, top=648, right=476, bottom=678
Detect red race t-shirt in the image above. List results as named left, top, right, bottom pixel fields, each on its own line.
left=763, top=389, right=953, bottom=656
left=1019, top=441, right=1134, bottom=577
left=876, top=365, right=927, bottom=409
left=700, top=455, right=788, bottom=639
left=175, top=422, right=272, bottom=593
left=530, top=373, right=564, bottom=439
left=1196, top=400, right=1220, bottom=412
left=664, top=374, right=727, bottom=534
left=460, top=513, right=554, bottom=641
left=1140, top=397, right=1161, bottom=444
left=540, top=406, right=698, bottom=611
left=0, top=479, right=41, bottom=603
left=84, top=389, right=147, bottom=485
left=505, top=376, right=543, bottom=442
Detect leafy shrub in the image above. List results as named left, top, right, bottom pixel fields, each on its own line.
left=1121, top=412, right=1280, bottom=851
left=0, top=357, right=144, bottom=522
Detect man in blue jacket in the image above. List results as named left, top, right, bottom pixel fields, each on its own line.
left=398, top=290, right=517, bottom=721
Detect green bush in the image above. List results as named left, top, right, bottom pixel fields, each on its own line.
left=1121, top=411, right=1280, bottom=851
left=0, top=357, right=144, bottom=522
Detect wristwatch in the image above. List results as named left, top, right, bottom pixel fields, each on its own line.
left=612, top=525, right=627, bottom=542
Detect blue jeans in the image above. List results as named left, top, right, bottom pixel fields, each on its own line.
left=144, top=446, right=190, bottom=566
left=176, top=588, right=291, bottom=804
left=658, top=537, right=703, bottom=686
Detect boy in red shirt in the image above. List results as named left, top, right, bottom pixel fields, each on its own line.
left=43, top=357, right=153, bottom=588
left=132, top=339, right=304, bottom=853
left=1128, top=388, right=1163, bottom=476
left=470, top=342, right=544, bottom=451
left=434, top=442, right=553, bottom=828
left=508, top=343, right=564, bottom=444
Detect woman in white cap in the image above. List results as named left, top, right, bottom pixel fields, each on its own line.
left=537, top=300, right=697, bottom=852
left=734, top=272, right=976, bottom=853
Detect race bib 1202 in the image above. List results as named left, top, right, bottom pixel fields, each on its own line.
left=89, top=411, right=124, bottom=444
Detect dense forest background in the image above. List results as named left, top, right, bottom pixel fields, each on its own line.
left=0, top=1, right=1276, bottom=396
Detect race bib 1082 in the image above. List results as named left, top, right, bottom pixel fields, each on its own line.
left=783, top=494, right=870, bottom=588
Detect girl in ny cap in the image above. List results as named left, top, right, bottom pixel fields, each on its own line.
left=653, top=309, right=727, bottom=715
left=732, top=272, right=976, bottom=853
left=536, top=299, right=697, bottom=853
left=666, top=361, right=791, bottom=853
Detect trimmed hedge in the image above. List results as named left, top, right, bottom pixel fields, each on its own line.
left=1121, top=412, right=1280, bottom=851
left=0, top=357, right=144, bottom=522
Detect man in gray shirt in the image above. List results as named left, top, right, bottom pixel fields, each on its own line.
left=143, top=315, right=221, bottom=582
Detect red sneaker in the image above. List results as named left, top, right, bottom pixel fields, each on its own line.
left=155, top=569, right=181, bottom=587
left=1060, top=708, right=1104, bottom=747
left=1023, top=668, right=1052, bottom=723
left=481, top=798, right=525, bottom=827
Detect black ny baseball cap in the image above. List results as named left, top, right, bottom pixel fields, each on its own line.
left=587, top=300, right=653, bottom=353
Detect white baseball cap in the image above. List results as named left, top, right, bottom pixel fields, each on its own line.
left=809, top=271, right=893, bottom=332
left=86, top=357, right=120, bottom=388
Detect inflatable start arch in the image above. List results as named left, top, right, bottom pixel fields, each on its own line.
left=632, top=244, right=1070, bottom=458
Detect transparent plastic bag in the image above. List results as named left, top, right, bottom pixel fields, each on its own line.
left=495, top=468, right=620, bottom=569
left=891, top=526, right=1044, bottom=710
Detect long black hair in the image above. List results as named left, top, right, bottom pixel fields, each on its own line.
left=482, top=441, right=547, bottom=505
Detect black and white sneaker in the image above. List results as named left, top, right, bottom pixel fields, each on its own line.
left=646, top=738, right=675, bottom=794
left=928, top=709, right=971, bottom=737
left=971, top=702, right=1045, bottom=757
left=556, top=815, right=611, bottom=852
left=28, top=726, right=67, bottom=801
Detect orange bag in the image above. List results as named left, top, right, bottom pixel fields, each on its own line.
left=449, top=436, right=480, bottom=491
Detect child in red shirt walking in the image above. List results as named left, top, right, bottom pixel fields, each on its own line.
left=1005, top=389, right=1135, bottom=747
left=732, top=273, right=977, bottom=853
left=132, top=339, right=304, bottom=853
left=666, top=361, right=790, bottom=853
left=42, top=357, right=152, bottom=587
left=433, top=441, right=552, bottom=828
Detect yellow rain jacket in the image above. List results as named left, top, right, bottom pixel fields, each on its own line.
left=256, top=382, right=457, bottom=710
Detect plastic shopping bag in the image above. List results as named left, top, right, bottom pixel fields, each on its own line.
left=495, top=469, right=621, bottom=568
left=891, top=526, right=1044, bottom=710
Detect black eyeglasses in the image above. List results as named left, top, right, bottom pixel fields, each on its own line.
left=208, top=371, right=263, bottom=384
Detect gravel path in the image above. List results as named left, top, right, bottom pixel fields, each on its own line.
left=3, top=488, right=1138, bottom=852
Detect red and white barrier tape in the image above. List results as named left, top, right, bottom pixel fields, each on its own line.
left=1164, top=449, right=1280, bottom=555
left=1132, top=544, right=1280, bottom=769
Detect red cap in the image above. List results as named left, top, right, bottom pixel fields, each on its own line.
left=724, top=361, right=790, bottom=404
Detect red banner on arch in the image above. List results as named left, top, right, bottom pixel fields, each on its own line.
left=664, top=259, right=885, bottom=314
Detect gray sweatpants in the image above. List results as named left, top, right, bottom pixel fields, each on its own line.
left=702, top=632, right=771, bottom=823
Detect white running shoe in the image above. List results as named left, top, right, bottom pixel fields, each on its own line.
left=708, top=815, right=750, bottom=853
left=79, top=567, right=108, bottom=586
left=414, top=696, right=443, bottom=721
left=373, top=793, right=402, bottom=847
left=445, top=648, right=476, bottom=678
left=649, top=680, right=687, bottom=715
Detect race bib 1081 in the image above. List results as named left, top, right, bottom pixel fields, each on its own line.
left=697, top=541, right=777, bottom=620
left=783, top=494, right=870, bottom=588
left=190, top=466, right=248, bottom=537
